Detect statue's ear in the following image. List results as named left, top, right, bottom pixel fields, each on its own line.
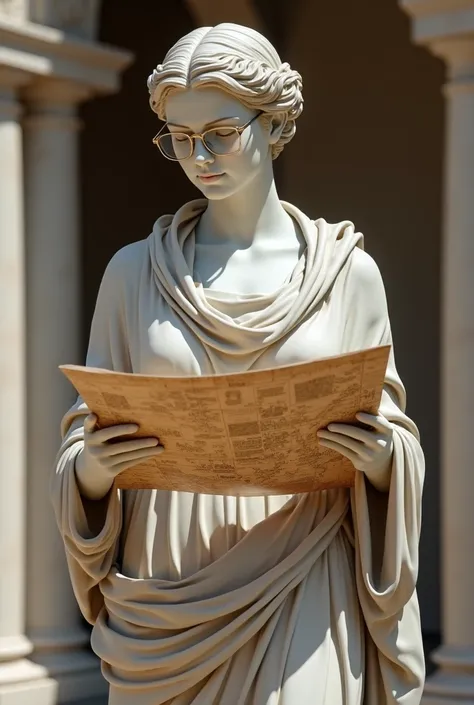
left=268, top=112, right=287, bottom=145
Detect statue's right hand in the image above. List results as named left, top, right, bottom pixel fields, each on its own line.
left=74, top=414, right=163, bottom=500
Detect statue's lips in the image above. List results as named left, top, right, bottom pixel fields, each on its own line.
left=198, top=173, right=225, bottom=183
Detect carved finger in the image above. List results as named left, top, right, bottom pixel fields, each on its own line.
left=326, top=423, right=382, bottom=450
left=83, top=414, right=97, bottom=434
left=103, top=445, right=164, bottom=469
left=105, top=446, right=165, bottom=472
left=356, top=412, right=391, bottom=433
left=317, top=438, right=360, bottom=467
left=90, top=423, right=140, bottom=446
left=318, top=430, right=372, bottom=460
left=97, top=437, right=161, bottom=458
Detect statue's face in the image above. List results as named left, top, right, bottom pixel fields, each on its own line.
left=164, top=87, right=272, bottom=201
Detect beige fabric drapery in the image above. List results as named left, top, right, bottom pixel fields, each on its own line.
left=52, top=201, right=425, bottom=704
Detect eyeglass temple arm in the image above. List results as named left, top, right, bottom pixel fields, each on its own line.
left=152, top=122, right=168, bottom=143
left=153, top=110, right=264, bottom=143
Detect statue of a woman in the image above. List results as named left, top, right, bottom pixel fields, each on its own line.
left=52, top=23, right=425, bottom=705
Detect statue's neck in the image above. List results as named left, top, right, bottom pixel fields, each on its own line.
left=190, top=162, right=306, bottom=295
left=195, top=160, right=291, bottom=249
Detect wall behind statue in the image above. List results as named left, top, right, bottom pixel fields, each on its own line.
left=80, top=0, right=444, bottom=637
left=80, top=0, right=197, bottom=333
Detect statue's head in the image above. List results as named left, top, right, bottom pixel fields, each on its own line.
left=147, top=23, right=303, bottom=200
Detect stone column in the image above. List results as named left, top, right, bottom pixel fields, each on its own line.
left=400, top=2, right=474, bottom=702
left=0, top=68, right=55, bottom=705
left=23, top=78, right=108, bottom=704
left=424, top=34, right=474, bottom=705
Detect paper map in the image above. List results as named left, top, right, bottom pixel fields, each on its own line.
left=60, top=345, right=390, bottom=496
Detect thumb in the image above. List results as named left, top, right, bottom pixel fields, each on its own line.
left=84, top=413, right=97, bottom=434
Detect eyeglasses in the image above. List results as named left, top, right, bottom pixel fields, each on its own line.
left=152, top=112, right=263, bottom=161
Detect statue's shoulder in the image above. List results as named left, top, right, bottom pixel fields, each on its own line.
left=345, top=246, right=388, bottom=317
left=100, top=239, right=149, bottom=292
left=348, top=246, right=381, bottom=282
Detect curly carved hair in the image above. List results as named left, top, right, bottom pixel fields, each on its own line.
left=147, top=23, right=303, bottom=159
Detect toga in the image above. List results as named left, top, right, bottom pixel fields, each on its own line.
left=52, top=200, right=425, bottom=705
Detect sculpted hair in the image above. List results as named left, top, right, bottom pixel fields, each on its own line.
left=147, top=23, right=303, bottom=159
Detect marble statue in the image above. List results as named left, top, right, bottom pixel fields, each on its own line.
left=52, top=22, right=425, bottom=705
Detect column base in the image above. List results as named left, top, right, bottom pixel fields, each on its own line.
left=32, top=649, right=108, bottom=704
left=423, top=645, right=474, bottom=704
left=0, top=658, right=57, bottom=705
left=0, top=649, right=108, bottom=705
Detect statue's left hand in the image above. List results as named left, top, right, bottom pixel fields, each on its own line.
left=317, top=412, right=394, bottom=492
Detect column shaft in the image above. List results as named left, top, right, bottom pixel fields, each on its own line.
left=442, top=83, right=474, bottom=647
left=422, top=41, right=474, bottom=705
left=23, top=81, right=107, bottom=703
left=0, top=72, right=55, bottom=705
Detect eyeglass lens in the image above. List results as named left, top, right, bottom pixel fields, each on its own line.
left=158, top=128, right=241, bottom=160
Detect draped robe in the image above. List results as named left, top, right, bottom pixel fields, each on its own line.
left=52, top=200, right=425, bottom=705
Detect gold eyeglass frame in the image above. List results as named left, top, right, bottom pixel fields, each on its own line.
left=152, top=111, right=264, bottom=161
